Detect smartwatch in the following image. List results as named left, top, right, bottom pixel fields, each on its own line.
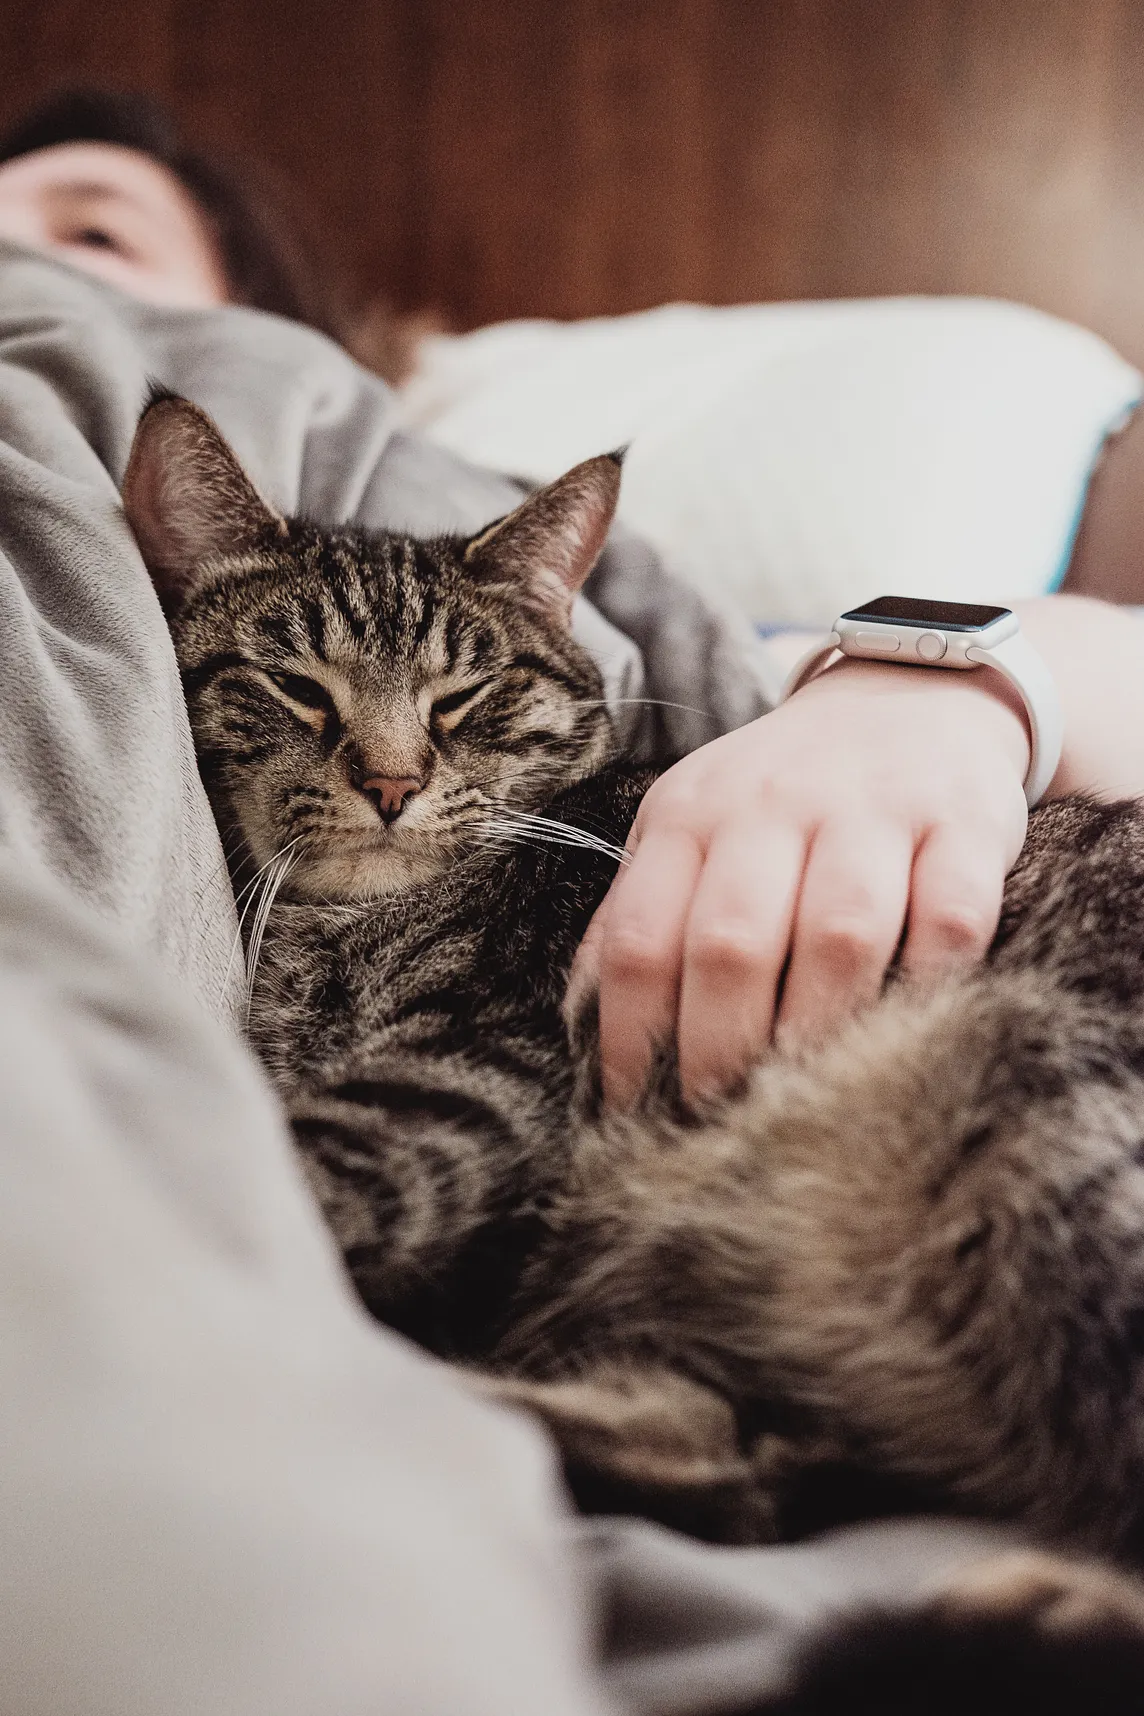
left=779, top=596, right=1063, bottom=808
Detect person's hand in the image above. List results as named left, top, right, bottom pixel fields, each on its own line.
left=569, top=658, right=1031, bottom=1108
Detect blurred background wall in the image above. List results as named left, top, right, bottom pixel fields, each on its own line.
left=3, top=0, right=1143, bottom=360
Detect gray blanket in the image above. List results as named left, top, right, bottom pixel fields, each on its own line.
left=0, top=239, right=1008, bottom=1715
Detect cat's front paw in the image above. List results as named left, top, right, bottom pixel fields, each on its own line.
left=778, top=1549, right=1144, bottom=1715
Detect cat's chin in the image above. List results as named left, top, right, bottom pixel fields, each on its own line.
left=284, top=842, right=456, bottom=902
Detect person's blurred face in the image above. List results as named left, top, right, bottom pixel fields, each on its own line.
left=0, top=141, right=228, bottom=307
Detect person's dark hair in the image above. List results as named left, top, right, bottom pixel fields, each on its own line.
left=0, top=88, right=347, bottom=340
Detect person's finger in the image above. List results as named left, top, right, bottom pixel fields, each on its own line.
left=901, top=822, right=1006, bottom=981
left=565, top=886, right=611, bottom=1018
left=777, top=821, right=914, bottom=1044
left=596, top=826, right=704, bottom=1108
left=676, top=819, right=805, bottom=1105
left=565, top=805, right=646, bottom=1019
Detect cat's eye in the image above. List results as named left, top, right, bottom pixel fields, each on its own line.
left=268, top=671, right=335, bottom=712
left=266, top=671, right=343, bottom=745
left=430, top=679, right=493, bottom=731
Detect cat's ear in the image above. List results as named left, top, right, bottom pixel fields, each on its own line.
left=122, top=391, right=287, bottom=615
left=463, top=451, right=623, bottom=623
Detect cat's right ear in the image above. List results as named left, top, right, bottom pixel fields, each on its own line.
left=122, top=391, right=286, bottom=615
left=463, top=451, right=623, bottom=624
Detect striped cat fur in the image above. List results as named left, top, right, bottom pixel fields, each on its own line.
left=124, top=392, right=1144, bottom=1709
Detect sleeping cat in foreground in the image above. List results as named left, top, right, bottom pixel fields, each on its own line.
left=126, top=393, right=1144, bottom=1703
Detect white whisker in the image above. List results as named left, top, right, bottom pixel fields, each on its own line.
left=243, top=845, right=300, bottom=1023
left=571, top=696, right=714, bottom=720
left=218, top=840, right=300, bottom=1012
left=482, top=808, right=630, bottom=867
left=220, top=859, right=278, bottom=1007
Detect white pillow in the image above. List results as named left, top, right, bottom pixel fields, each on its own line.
left=400, top=298, right=1141, bottom=628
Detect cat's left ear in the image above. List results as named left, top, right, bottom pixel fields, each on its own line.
left=463, top=451, right=623, bottom=623
left=122, top=390, right=287, bottom=615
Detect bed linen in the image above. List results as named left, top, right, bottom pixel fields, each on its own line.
left=401, top=297, right=1142, bottom=627
left=0, top=239, right=1030, bottom=1715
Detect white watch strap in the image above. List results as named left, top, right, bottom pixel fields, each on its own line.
left=779, top=625, right=1062, bottom=809
left=967, top=630, right=1063, bottom=809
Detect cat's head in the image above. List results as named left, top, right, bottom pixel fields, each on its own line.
left=123, top=392, right=619, bottom=900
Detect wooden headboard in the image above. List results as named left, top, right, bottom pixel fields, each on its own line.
left=4, top=0, right=1143, bottom=365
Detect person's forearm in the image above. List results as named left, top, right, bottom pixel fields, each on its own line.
left=1015, top=595, right=1144, bottom=800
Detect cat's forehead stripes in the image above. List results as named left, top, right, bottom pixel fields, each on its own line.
left=192, top=534, right=509, bottom=709
left=191, top=516, right=568, bottom=666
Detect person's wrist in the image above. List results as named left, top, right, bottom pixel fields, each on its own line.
left=791, top=654, right=1032, bottom=781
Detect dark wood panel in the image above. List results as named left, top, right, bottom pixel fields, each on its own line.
left=0, top=0, right=173, bottom=91
left=2, top=0, right=1144, bottom=369
left=164, top=0, right=422, bottom=310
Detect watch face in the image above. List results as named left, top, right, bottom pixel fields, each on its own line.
left=841, top=596, right=1012, bottom=632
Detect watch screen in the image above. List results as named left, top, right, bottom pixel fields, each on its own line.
left=841, top=596, right=1011, bottom=632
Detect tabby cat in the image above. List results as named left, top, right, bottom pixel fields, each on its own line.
left=125, top=392, right=1144, bottom=1705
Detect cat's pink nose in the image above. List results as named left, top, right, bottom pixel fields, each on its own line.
left=359, top=775, right=422, bottom=826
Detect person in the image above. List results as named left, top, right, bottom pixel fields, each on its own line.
left=0, top=85, right=1141, bottom=1715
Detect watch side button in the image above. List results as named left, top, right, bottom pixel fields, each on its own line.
left=915, top=630, right=948, bottom=662
left=854, top=631, right=901, bottom=654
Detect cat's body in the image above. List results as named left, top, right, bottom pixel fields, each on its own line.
left=123, top=393, right=1144, bottom=1706
left=248, top=782, right=1144, bottom=1555
left=248, top=764, right=650, bottom=1356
